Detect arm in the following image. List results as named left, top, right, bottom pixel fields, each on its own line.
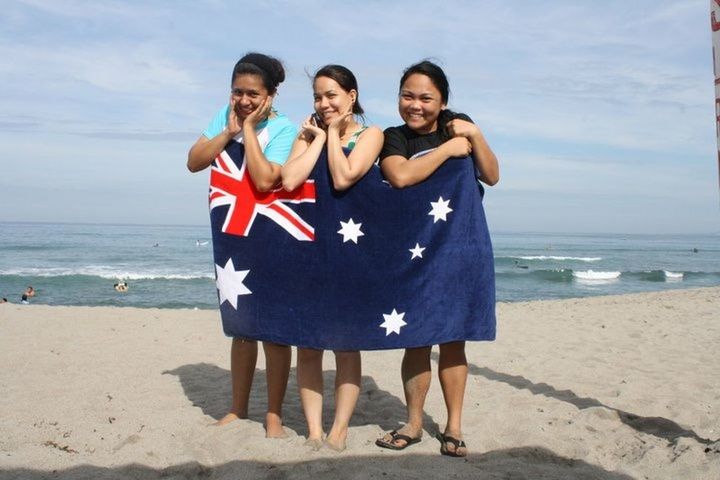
left=447, top=119, right=500, bottom=186
left=241, top=97, right=284, bottom=192
left=326, top=118, right=383, bottom=190
left=380, top=137, right=471, bottom=189
left=281, top=117, right=327, bottom=191
left=187, top=131, right=235, bottom=172
left=187, top=104, right=241, bottom=173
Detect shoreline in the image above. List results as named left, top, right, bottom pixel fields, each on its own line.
left=3, top=284, right=719, bottom=312
left=1, top=287, right=718, bottom=479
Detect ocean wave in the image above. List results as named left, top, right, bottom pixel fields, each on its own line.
left=495, top=269, right=575, bottom=283
left=0, top=266, right=213, bottom=280
left=515, top=255, right=602, bottom=262
left=664, top=270, right=684, bottom=281
left=573, top=270, right=621, bottom=281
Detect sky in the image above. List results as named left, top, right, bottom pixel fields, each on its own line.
left=0, top=0, right=718, bottom=234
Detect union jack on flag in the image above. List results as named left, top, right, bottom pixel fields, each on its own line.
left=210, top=149, right=316, bottom=241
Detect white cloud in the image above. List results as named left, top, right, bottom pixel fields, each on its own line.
left=0, top=0, right=716, bottom=232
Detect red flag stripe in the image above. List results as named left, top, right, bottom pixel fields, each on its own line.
left=265, top=203, right=315, bottom=240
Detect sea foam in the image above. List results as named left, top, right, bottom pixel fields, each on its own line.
left=573, top=270, right=621, bottom=281
left=516, top=256, right=602, bottom=262
left=664, top=270, right=684, bottom=281
left=0, top=266, right=213, bottom=280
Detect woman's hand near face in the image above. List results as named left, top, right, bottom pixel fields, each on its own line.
left=240, top=95, right=283, bottom=192
left=226, top=98, right=243, bottom=137
left=326, top=110, right=353, bottom=134
left=300, top=116, right=327, bottom=142
left=187, top=102, right=241, bottom=173
left=243, top=96, right=273, bottom=129
left=282, top=115, right=328, bottom=191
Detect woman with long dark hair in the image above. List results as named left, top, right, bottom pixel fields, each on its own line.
left=282, top=64, right=383, bottom=451
left=375, top=60, right=499, bottom=457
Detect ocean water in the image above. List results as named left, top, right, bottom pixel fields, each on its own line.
left=1, top=222, right=718, bottom=309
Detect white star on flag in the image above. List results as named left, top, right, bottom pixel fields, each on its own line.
left=380, top=309, right=407, bottom=336
left=337, top=218, right=365, bottom=243
left=215, top=258, right=251, bottom=309
left=428, top=196, right=453, bottom=223
left=409, top=243, right=426, bottom=260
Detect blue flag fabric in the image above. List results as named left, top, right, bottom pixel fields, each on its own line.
left=209, top=140, right=496, bottom=350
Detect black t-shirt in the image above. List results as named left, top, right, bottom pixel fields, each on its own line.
left=379, top=113, right=473, bottom=161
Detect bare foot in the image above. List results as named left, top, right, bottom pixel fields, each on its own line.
left=324, top=438, right=346, bottom=452
left=265, top=412, right=286, bottom=438
left=325, top=427, right=347, bottom=452
left=304, top=438, right=323, bottom=451
left=213, top=412, right=245, bottom=426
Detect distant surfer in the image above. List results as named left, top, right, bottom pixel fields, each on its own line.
left=114, top=281, right=128, bottom=292
left=692, top=247, right=699, bottom=253
left=152, top=243, right=159, bottom=248
left=196, top=239, right=209, bottom=246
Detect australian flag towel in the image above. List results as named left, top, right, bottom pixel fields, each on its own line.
left=209, top=139, right=495, bottom=350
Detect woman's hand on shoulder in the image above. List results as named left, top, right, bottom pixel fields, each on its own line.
left=447, top=118, right=480, bottom=140
left=448, top=118, right=500, bottom=186
left=440, top=136, right=472, bottom=158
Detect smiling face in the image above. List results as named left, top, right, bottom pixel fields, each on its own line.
left=398, top=73, right=446, bottom=134
left=231, top=73, right=269, bottom=121
left=313, top=76, right=356, bottom=126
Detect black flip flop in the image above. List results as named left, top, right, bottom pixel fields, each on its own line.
left=436, top=432, right=467, bottom=457
left=375, top=430, right=422, bottom=450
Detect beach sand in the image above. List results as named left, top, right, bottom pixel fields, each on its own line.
left=0, top=287, right=718, bottom=479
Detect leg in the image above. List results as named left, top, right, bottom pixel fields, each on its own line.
left=325, top=351, right=361, bottom=451
left=214, top=337, right=257, bottom=426
left=263, top=341, right=291, bottom=438
left=437, top=341, right=468, bottom=457
left=297, top=348, right=325, bottom=446
left=377, top=346, right=431, bottom=448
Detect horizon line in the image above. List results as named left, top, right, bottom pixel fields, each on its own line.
left=0, top=220, right=718, bottom=237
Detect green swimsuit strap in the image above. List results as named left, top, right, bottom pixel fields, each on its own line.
left=346, top=126, right=368, bottom=151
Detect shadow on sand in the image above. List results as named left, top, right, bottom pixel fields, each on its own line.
left=0, top=448, right=635, bottom=480
left=441, top=352, right=718, bottom=446
left=163, top=362, right=440, bottom=437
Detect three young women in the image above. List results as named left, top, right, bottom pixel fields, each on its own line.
left=189, top=57, right=498, bottom=456
left=187, top=52, right=297, bottom=438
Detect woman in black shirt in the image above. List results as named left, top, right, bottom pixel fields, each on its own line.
left=375, top=60, right=499, bottom=457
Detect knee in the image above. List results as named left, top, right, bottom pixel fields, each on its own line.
left=438, top=342, right=467, bottom=365
left=404, top=346, right=432, bottom=361
left=263, top=341, right=291, bottom=355
left=298, top=348, right=324, bottom=363
left=333, top=350, right=360, bottom=361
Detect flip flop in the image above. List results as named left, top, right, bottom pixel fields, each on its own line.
left=375, top=430, right=422, bottom=450
left=436, top=432, right=467, bottom=457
